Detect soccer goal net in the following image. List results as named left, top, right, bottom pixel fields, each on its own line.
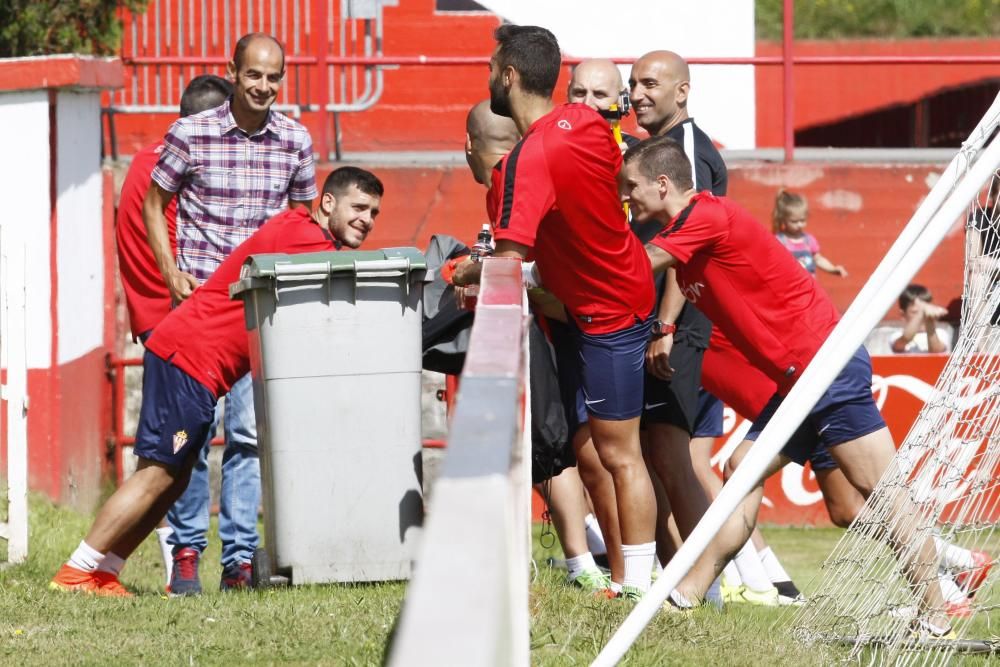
left=594, top=92, right=1000, bottom=666
left=788, top=97, right=1000, bottom=664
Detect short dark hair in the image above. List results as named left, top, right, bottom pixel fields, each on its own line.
left=493, top=24, right=561, bottom=98
left=179, top=75, right=233, bottom=117
left=899, top=284, right=932, bottom=311
left=233, top=32, right=286, bottom=71
left=322, top=166, right=384, bottom=199
left=623, top=135, right=694, bottom=191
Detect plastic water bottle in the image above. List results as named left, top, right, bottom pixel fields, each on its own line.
left=470, top=223, right=494, bottom=262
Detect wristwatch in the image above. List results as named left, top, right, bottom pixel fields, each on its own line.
left=651, top=320, right=677, bottom=337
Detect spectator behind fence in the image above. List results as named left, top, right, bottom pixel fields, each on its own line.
left=892, top=284, right=951, bottom=354
left=772, top=189, right=848, bottom=278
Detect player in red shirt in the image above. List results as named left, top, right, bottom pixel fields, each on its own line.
left=115, top=75, right=232, bottom=342
left=50, top=167, right=382, bottom=596
left=453, top=25, right=661, bottom=599
left=620, top=134, right=952, bottom=634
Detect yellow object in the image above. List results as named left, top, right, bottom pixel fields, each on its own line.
left=609, top=103, right=630, bottom=220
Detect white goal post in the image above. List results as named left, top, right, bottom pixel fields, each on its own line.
left=594, top=91, right=1000, bottom=666
left=0, top=223, right=29, bottom=565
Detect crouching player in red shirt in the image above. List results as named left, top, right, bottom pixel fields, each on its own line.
left=50, top=167, right=382, bottom=596
left=619, top=135, right=953, bottom=635
left=454, top=25, right=664, bottom=599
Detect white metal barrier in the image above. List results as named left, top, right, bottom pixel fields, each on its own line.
left=387, top=258, right=531, bottom=667
left=0, top=223, right=29, bottom=565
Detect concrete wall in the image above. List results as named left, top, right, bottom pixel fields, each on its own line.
left=0, top=56, right=122, bottom=510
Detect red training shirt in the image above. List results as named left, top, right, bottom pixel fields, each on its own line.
left=490, top=104, right=654, bottom=334
left=651, top=192, right=840, bottom=394
left=146, top=207, right=336, bottom=398
left=702, top=327, right=775, bottom=420
left=115, top=142, right=177, bottom=339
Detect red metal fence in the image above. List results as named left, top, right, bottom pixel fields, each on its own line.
left=110, top=0, right=1000, bottom=161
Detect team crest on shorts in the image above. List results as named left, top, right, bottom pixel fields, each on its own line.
left=173, top=430, right=189, bottom=454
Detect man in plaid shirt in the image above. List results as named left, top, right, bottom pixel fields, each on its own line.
left=142, top=32, right=317, bottom=595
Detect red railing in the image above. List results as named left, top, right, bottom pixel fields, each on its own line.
left=112, top=0, right=1000, bottom=162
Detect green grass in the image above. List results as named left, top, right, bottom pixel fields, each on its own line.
left=756, top=0, right=1000, bottom=40
left=0, top=496, right=992, bottom=665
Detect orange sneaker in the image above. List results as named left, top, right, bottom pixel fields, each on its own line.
left=594, top=587, right=617, bottom=600
left=92, top=571, right=134, bottom=598
left=49, top=564, right=101, bottom=594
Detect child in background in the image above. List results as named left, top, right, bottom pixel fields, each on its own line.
left=772, top=189, right=848, bottom=278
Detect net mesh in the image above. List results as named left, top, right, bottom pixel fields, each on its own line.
left=789, top=139, right=1000, bottom=664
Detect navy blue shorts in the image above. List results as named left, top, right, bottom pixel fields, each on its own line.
left=808, top=445, right=839, bottom=471
left=747, top=346, right=886, bottom=466
left=567, top=315, right=652, bottom=422
left=692, top=390, right=724, bottom=438
left=133, top=350, right=217, bottom=469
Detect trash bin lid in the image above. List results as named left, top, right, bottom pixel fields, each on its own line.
left=230, top=247, right=426, bottom=298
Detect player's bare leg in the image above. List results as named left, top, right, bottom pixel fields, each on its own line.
left=589, top=414, right=657, bottom=594
left=540, top=466, right=591, bottom=560
left=641, top=433, right=677, bottom=565
left=84, top=459, right=183, bottom=554
left=573, top=425, right=625, bottom=584
left=691, top=435, right=785, bottom=600
left=815, top=467, right=866, bottom=528
left=648, top=423, right=710, bottom=540
left=674, top=438, right=786, bottom=601
left=830, top=428, right=950, bottom=629
left=109, top=462, right=196, bottom=559
left=537, top=465, right=610, bottom=590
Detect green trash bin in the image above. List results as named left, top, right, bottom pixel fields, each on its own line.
left=230, top=247, right=427, bottom=585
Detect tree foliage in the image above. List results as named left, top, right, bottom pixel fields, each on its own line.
left=757, top=0, right=1000, bottom=40
left=0, top=1, right=149, bottom=58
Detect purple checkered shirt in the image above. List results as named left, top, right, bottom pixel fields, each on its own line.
left=151, top=99, right=318, bottom=282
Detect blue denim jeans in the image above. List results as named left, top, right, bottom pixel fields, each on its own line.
left=167, top=373, right=260, bottom=568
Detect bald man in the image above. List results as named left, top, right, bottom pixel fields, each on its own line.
left=630, top=50, right=810, bottom=606
left=567, top=58, right=626, bottom=113
left=629, top=50, right=726, bottom=194
left=464, top=100, right=520, bottom=186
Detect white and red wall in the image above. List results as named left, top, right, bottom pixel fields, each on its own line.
left=0, top=56, right=122, bottom=510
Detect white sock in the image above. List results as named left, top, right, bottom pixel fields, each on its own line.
left=705, top=576, right=723, bottom=608
left=934, top=537, right=974, bottom=570
left=758, top=546, right=792, bottom=583
left=565, top=552, right=598, bottom=579
left=734, top=540, right=773, bottom=592
left=96, top=552, right=126, bottom=576
left=156, top=526, right=174, bottom=585
left=67, top=541, right=105, bottom=573
left=723, top=561, right=742, bottom=587
left=584, top=513, right=607, bottom=556
left=669, top=589, right=695, bottom=609
left=622, top=542, right=656, bottom=592
left=939, top=575, right=967, bottom=604
left=610, top=581, right=623, bottom=594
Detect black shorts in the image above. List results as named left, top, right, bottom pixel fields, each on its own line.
left=528, top=317, right=574, bottom=484
left=641, top=337, right=704, bottom=433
